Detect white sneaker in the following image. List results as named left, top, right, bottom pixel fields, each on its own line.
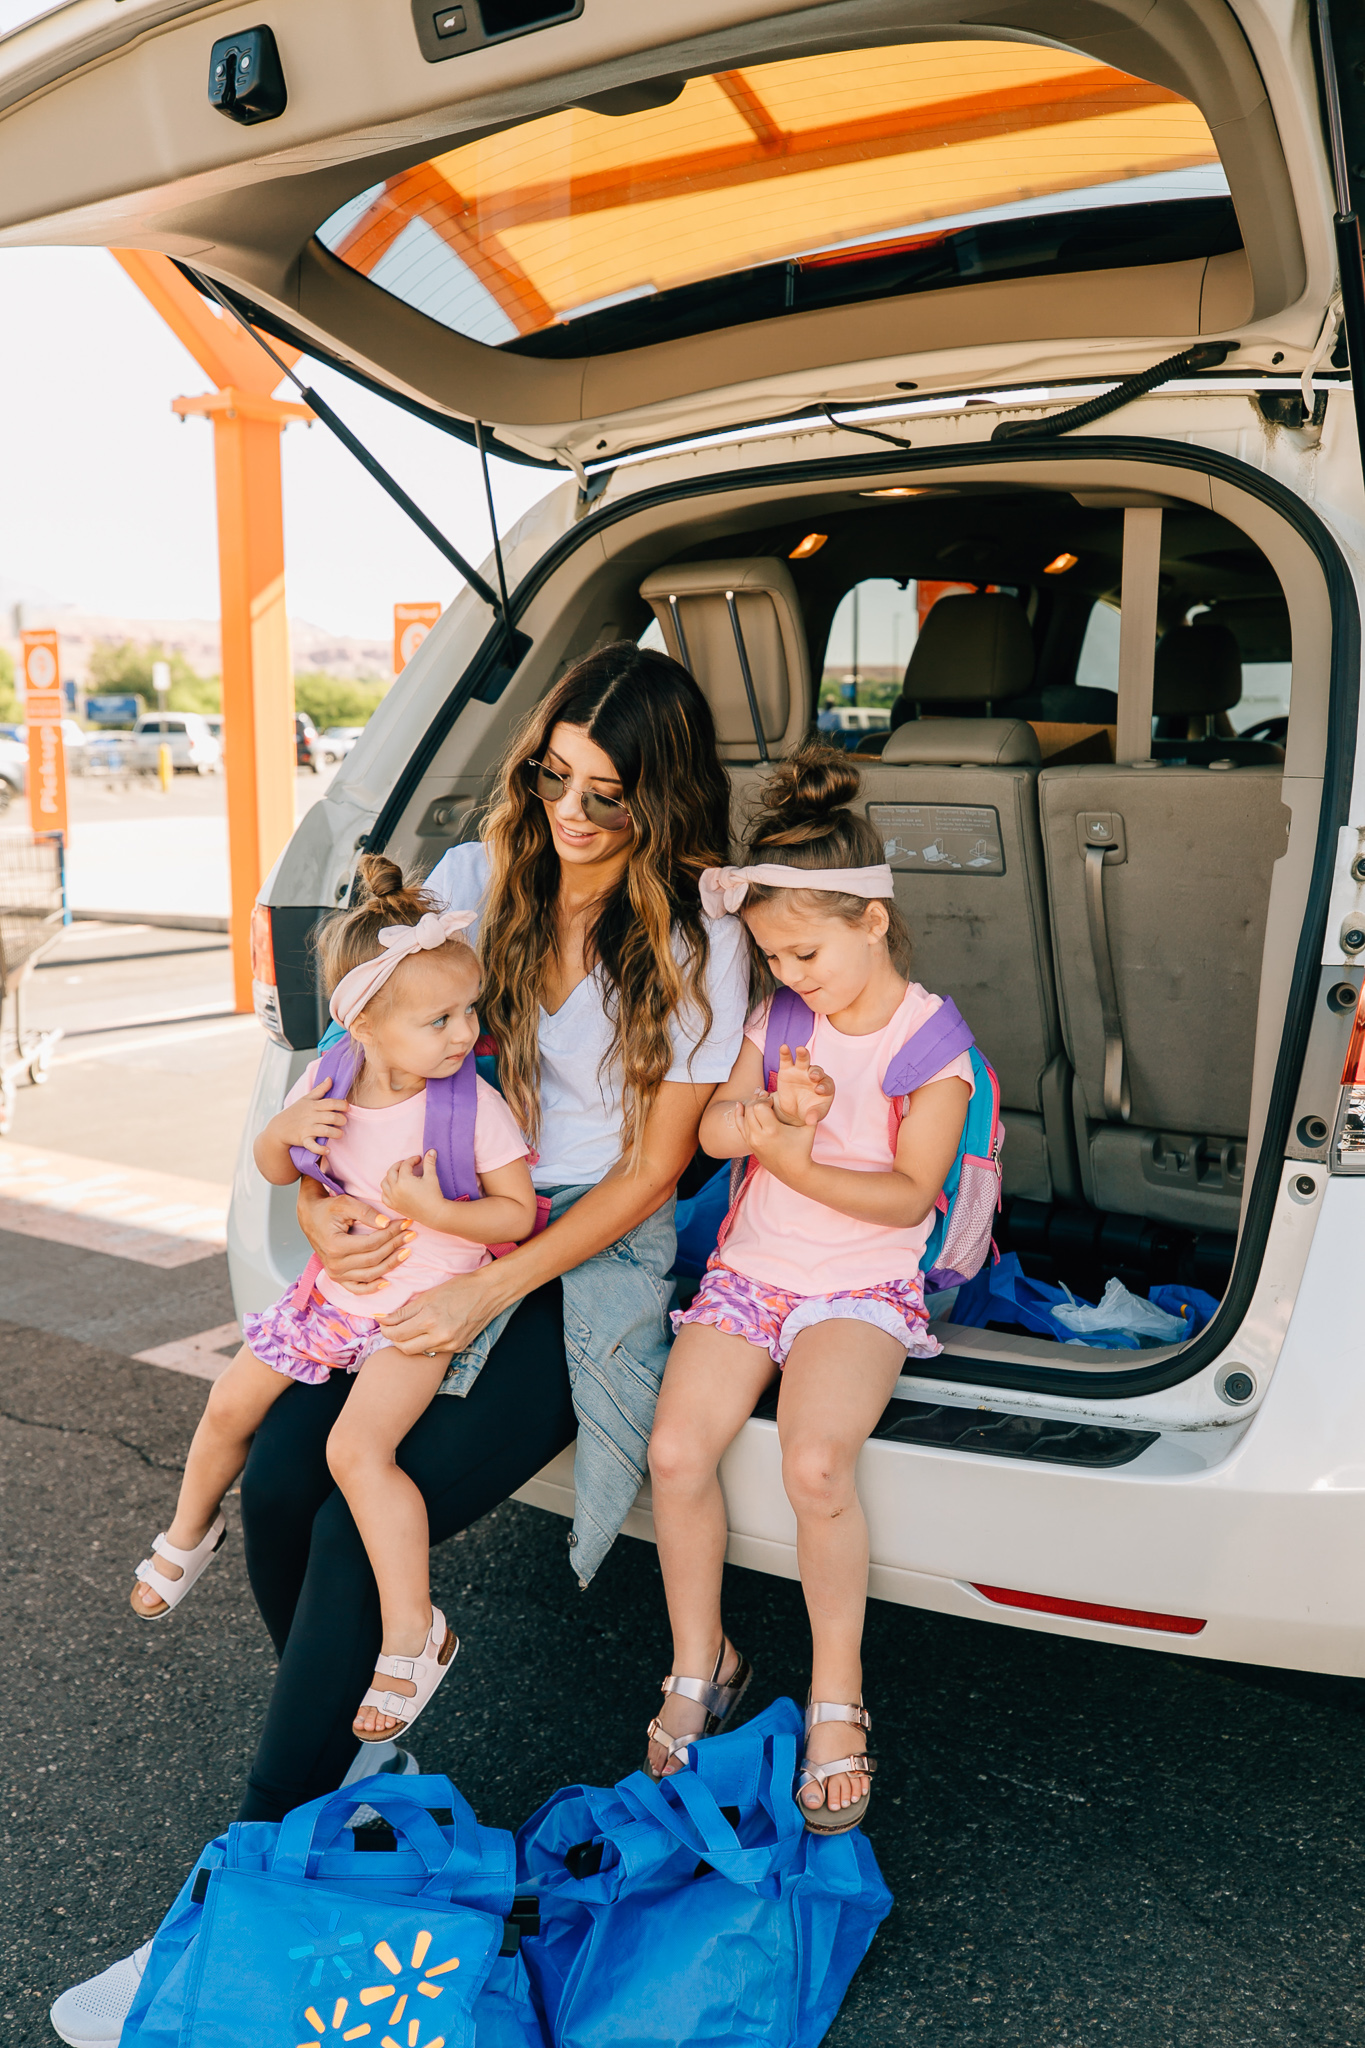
left=340, top=1740, right=419, bottom=1787
left=49, top=1940, right=153, bottom=2046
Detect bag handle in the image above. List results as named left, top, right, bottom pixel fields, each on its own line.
left=272, top=1777, right=492, bottom=1895
left=618, top=1738, right=803, bottom=1886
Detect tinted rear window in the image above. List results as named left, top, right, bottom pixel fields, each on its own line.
left=317, top=39, right=1231, bottom=356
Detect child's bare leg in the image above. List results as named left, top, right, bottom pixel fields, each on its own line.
left=130, top=1348, right=290, bottom=1617
left=646, top=1323, right=776, bottom=1772
left=777, top=1323, right=904, bottom=1812
left=324, top=1346, right=453, bottom=1737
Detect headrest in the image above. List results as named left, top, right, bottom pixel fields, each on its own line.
left=880, top=717, right=1041, bottom=767
left=900, top=593, right=1035, bottom=705
left=638, top=558, right=808, bottom=757
left=1152, top=624, right=1243, bottom=715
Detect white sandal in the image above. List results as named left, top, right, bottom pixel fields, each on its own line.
left=131, top=1512, right=227, bottom=1619
left=354, top=1606, right=459, bottom=1743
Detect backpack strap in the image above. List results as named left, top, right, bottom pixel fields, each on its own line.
left=881, top=998, right=975, bottom=1101
left=762, top=987, right=816, bottom=1087
left=288, top=1035, right=358, bottom=1197
left=422, top=1054, right=481, bottom=1202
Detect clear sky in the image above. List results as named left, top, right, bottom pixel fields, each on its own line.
left=0, top=247, right=558, bottom=640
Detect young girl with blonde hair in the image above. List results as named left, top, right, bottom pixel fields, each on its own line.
left=645, top=743, right=976, bottom=1833
left=130, top=856, right=537, bottom=1743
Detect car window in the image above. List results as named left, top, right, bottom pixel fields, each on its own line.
left=317, top=41, right=1231, bottom=359
left=820, top=578, right=919, bottom=715
left=165, top=720, right=186, bottom=734
left=1075, top=600, right=1121, bottom=696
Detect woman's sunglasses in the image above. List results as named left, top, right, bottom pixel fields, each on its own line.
left=525, top=760, right=632, bottom=830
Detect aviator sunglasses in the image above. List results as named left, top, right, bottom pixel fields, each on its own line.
left=525, top=759, right=632, bottom=830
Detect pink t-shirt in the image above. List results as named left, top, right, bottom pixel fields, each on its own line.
left=719, top=981, right=975, bottom=1296
left=285, top=1061, right=529, bottom=1316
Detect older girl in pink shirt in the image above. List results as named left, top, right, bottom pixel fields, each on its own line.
left=645, top=745, right=973, bottom=1834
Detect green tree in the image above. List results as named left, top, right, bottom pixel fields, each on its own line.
left=293, top=672, right=388, bottom=731
left=86, top=640, right=217, bottom=714
left=0, top=645, right=19, bottom=724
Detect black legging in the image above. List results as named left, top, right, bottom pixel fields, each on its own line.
left=237, top=1282, right=574, bottom=1822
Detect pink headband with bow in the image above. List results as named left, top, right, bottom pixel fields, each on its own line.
left=328, top=909, right=478, bottom=1030
left=699, top=863, right=895, bottom=919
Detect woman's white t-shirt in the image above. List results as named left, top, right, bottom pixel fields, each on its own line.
left=426, top=841, right=750, bottom=1189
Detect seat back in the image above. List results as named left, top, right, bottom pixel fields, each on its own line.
left=639, top=559, right=810, bottom=762
left=850, top=595, right=1067, bottom=1203
left=1039, top=762, right=1289, bottom=1229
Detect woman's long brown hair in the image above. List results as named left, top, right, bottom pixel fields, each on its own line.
left=478, top=643, right=732, bottom=1165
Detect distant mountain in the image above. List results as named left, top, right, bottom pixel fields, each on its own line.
left=0, top=608, right=391, bottom=683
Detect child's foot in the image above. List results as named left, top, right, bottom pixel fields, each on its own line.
left=646, top=1639, right=747, bottom=1778
left=799, top=1717, right=872, bottom=1814
left=130, top=1514, right=226, bottom=1618
left=353, top=1608, right=458, bottom=1740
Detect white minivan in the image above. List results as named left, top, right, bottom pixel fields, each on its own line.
left=7, top=0, right=1365, bottom=1682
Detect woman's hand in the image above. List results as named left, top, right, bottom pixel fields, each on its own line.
left=297, top=1174, right=410, bottom=1294
left=377, top=1263, right=512, bottom=1355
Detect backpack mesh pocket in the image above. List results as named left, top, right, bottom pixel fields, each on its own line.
left=929, top=1155, right=1000, bottom=1287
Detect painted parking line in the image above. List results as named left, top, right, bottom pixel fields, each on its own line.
left=0, top=1140, right=230, bottom=1266
left=134, top=1322, right=242, bottom=1379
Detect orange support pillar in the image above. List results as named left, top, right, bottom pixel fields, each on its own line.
left=110, top=250, right=311, bottom=1012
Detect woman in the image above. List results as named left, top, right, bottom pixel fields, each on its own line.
left=235, top=643, right=748, bottom=1819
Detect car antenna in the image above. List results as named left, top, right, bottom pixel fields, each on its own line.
left=184, top=267, right=505, bottom=620
left=474, top=420, right=518, bottom=668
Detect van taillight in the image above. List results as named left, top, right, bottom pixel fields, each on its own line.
left=972, top=1584, right=1206, bottom=1635
left=250, top=904, right=276, bottom=986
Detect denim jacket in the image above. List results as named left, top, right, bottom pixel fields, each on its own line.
left=439, top=1184, right=677, bottom=1587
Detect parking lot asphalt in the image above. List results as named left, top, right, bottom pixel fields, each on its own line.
left=8, top=1228, right=1365, bottom=2046
left=6, top=943, right=1365, bottom=2045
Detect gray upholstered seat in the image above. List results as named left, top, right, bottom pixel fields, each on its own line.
left=853, top=594, right=1071, bottom=1204
left=1038, top=761, right=1289, bottom=1230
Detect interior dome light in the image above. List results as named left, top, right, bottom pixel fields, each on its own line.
left=788, top=532, right=829, bottom=558
left=860, top=486, right=924, bottom=498
left=1044, top=551, right=1079, bottom=574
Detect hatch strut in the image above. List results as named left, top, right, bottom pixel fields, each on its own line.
left=185, top=267, right=507, bottom=622
left=1314, top=0, right=1365, bottom=464
left=990, top=341, right=1237, bottom=444
left=473, top=421, right=518, bottom=668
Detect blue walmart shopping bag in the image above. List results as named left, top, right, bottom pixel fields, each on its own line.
left=516, top=1697, right=892, bottom=2047
left=119, top=1774, right=547, bottom=2048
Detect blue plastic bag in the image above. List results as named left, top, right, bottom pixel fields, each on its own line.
left=120, top=1774, right=547, bottom=2048
left=516, top=1697, right=892, bottom=2047
left=673, top=1163, right=732, bottom=1280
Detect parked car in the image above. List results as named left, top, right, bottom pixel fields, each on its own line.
left=15, top=0, right=1365, bottom=1682
left=295, top=713, right=320, bottom=773
left=319, top=723, right=363, bottom=764
left=817, top=705, right=892, bottom=749
left=127, top=712, right=221, bottom=775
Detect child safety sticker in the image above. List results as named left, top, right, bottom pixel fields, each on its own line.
left=868, top=804, right=1005, bottom=876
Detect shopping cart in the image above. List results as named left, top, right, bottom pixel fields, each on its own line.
left=0, top=832, right=66, bottom=1135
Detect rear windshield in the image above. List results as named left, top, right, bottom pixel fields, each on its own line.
left=316, top=39, right=1232, bottom=357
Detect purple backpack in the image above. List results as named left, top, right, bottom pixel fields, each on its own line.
left=288, top=1034, right=547, bottom=1309
left=720, top=985, right=1003, bottom=1292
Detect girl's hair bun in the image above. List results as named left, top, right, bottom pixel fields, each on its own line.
left=356, top=853, right=407, bottom=901
left=756, top=740, right=862, bottom=831
left=316, top=855, right=449, bottom=1001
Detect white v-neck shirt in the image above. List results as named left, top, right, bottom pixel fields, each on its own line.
left=426, top=841, right=750, bottom=1188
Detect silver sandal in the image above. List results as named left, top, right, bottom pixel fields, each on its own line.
left=797, top=1701, right=876, bottom=1835
left=644, top=1640, right=753, bottom=1778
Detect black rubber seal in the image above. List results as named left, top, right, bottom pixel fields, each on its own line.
left=361, top=431, right=1358, bottom=1402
